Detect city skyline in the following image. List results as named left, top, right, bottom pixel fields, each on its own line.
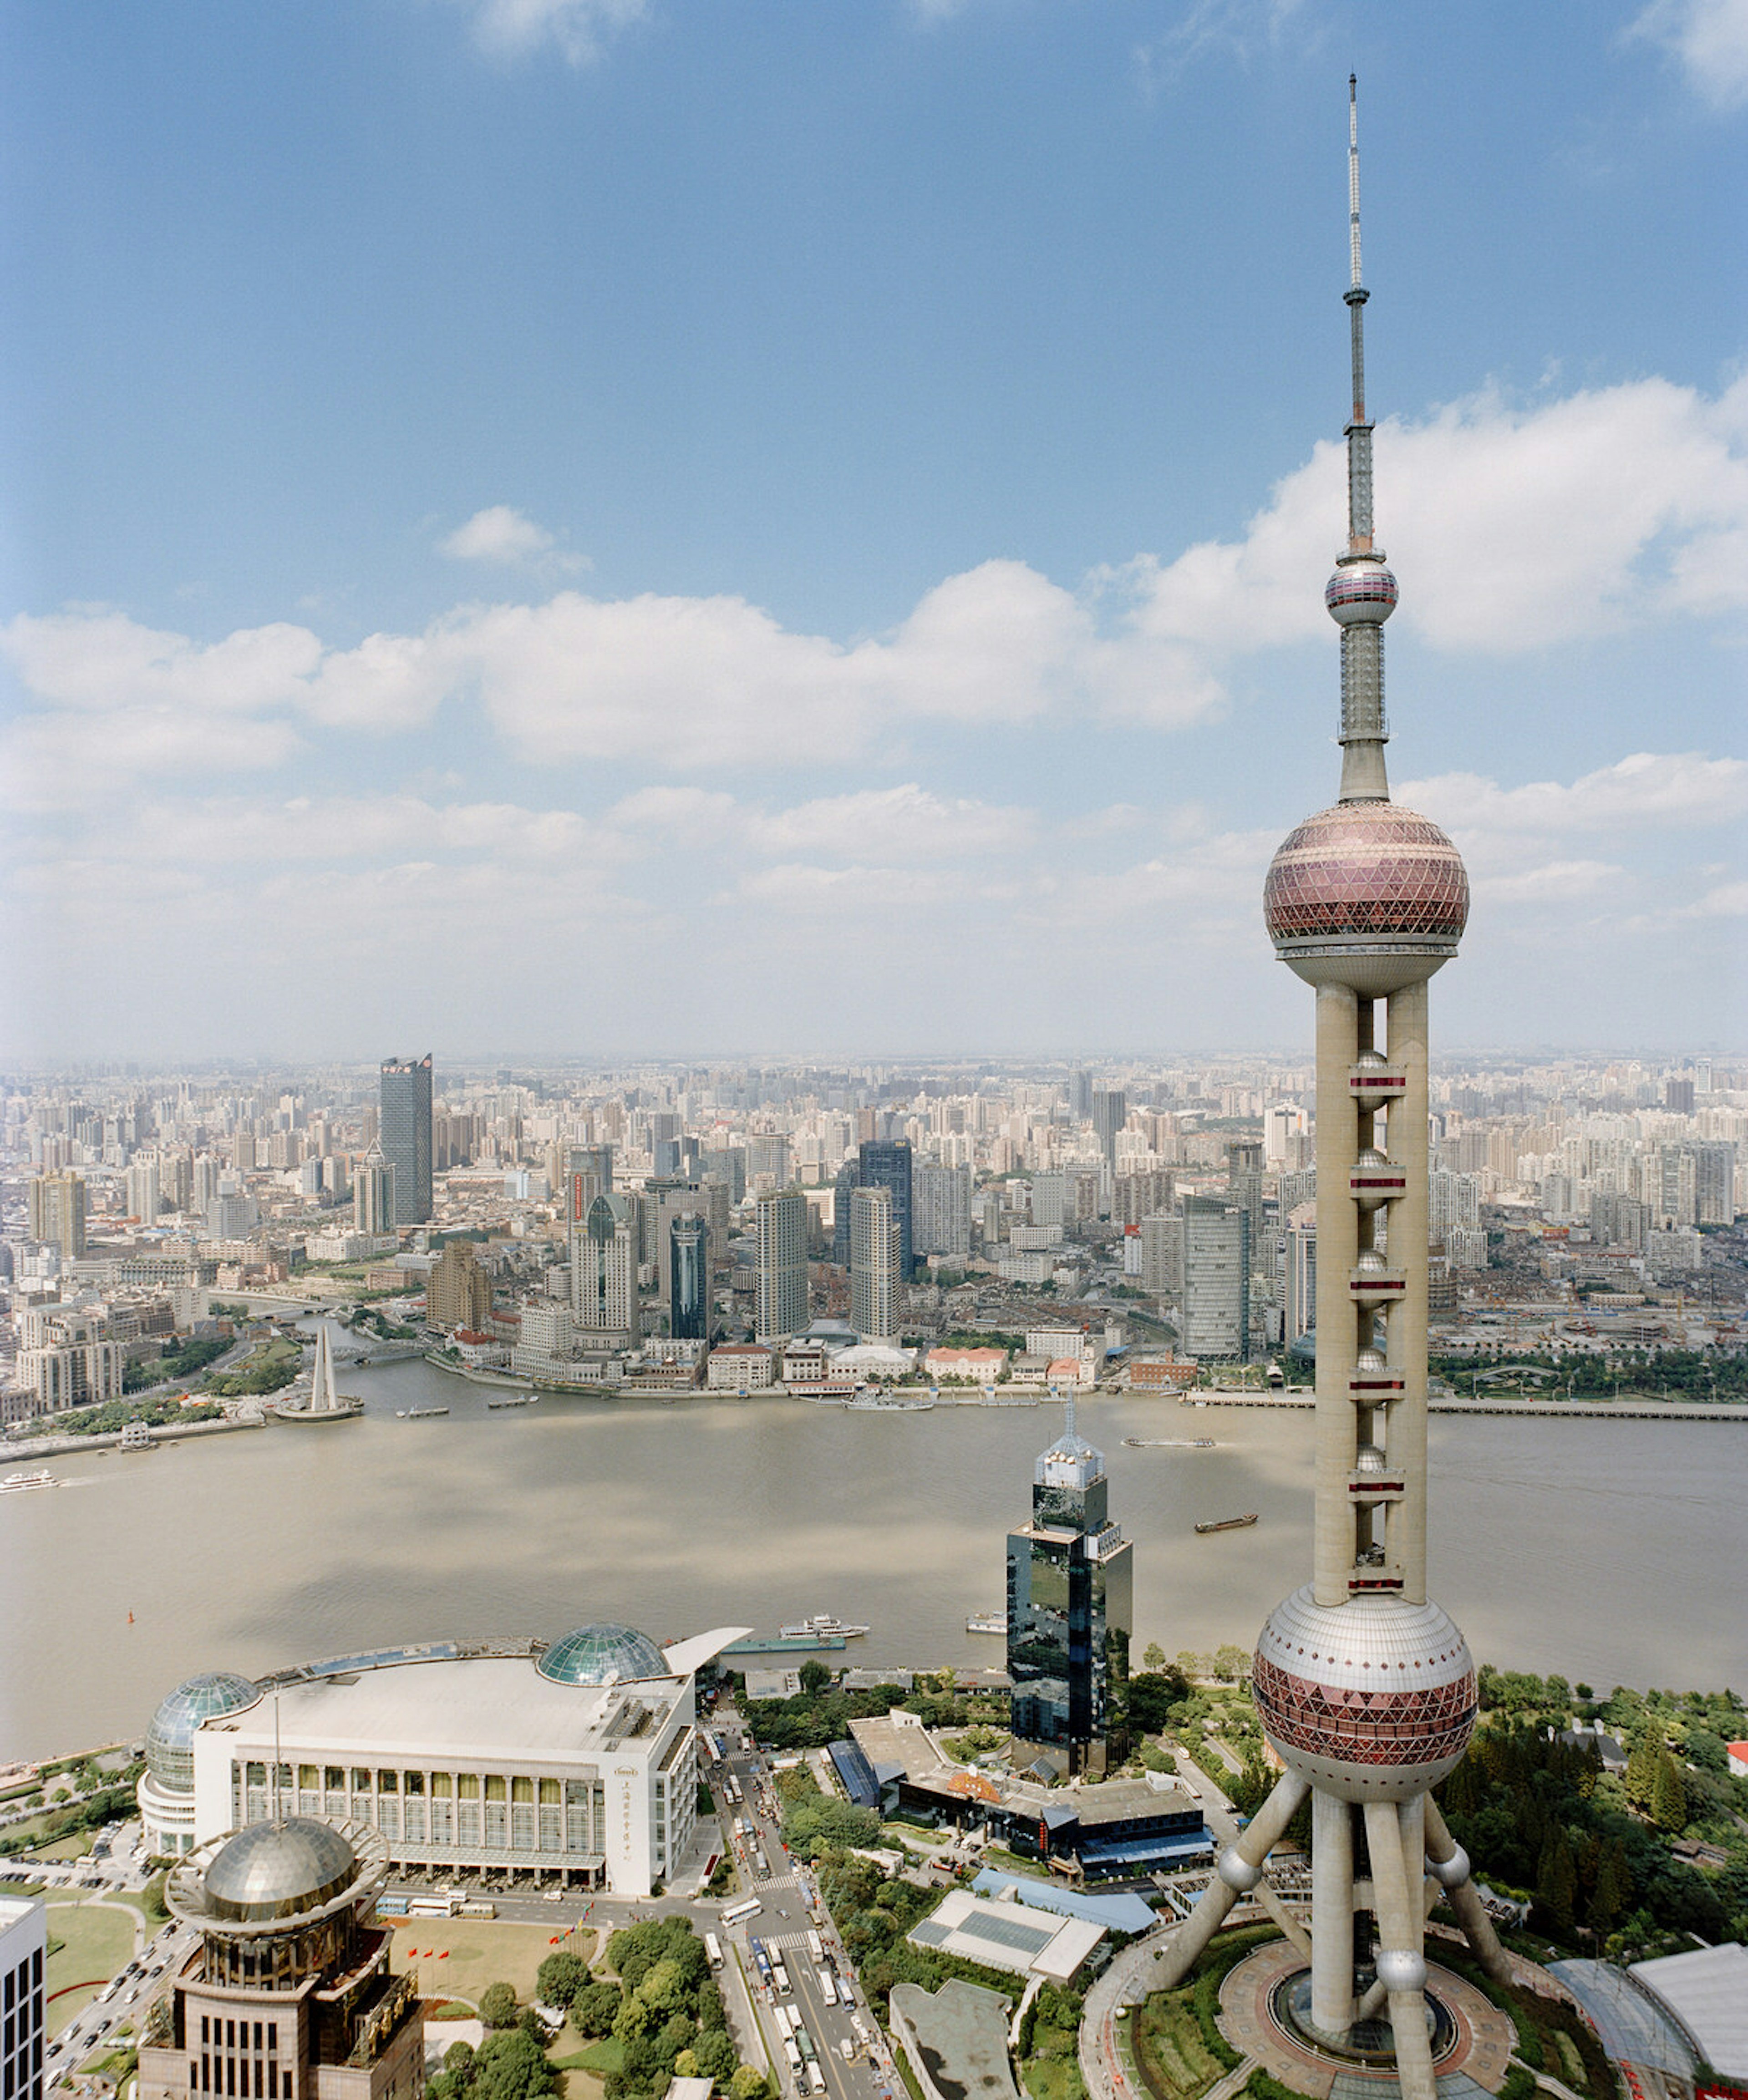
left=3, top=5, right=1743, bottom=1059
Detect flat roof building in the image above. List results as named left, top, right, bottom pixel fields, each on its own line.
left=139, top=1623, right=746, bottom=1898
left=906, top=1888, right=1103, bottom=1984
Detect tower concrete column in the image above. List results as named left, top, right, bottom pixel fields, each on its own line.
left=1314, top=982, right=1362, bottom=1607
left=1363, top=1800, right=1438, bottom=2100
left=1386, top=978, right=1430, bottom=1603
left=1310, top=1789, right=1356, bottom=2035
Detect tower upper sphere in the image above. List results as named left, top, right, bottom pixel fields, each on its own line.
left=1264, top=801, right=1469, bottom=993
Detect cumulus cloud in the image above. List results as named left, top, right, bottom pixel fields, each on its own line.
left=1127, top=374, right=1748, bottom=654
left=1400, top=752, right=1748, bottom=836
left=750, top=784, right=1035, bottom=862
left=440, top=506, right=557, bottom=563
left=1629, top=0, right=1748, bottom=107
left=461, top=0, right=649, bottom=64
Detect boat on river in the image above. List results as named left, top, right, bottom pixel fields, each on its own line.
left=396, top=1405, right=450, bottom=1420
left=1194, top=1512, right=1259, bottom=1535
left=1123, top=1437, right=1215, bottom=1449
left=965, top=1613, right=1008, bottom=1636
left=777, top=1613, right=870, bottom=1640
left=0, top=1470, right=58, bottom=1494
left=486, top=1392, right=538, bottom=1410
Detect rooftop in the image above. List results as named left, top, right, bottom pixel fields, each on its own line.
left=889, top=1980, right=1021, bottom=2100
left=907, top=1887, right=1104, bottom=1983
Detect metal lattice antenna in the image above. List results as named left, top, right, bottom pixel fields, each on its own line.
left=273, top=1694, right=283, bottom=1828
left=1064, top=1390, right=1077, bottom=1440
left=1344, top=75, right=1372, bottom=543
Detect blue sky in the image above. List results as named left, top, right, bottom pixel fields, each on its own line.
left=3, top=0, right=1744, bottom=1061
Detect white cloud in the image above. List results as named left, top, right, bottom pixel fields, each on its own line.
left=1630, top=0, right=1748, bottom=108
left=0, top=609, right=320, bottom=713
left=440, top=506, right=556, bottom=563
left=751, top=784, right=1035, bottom=862
left=1472, top=860, right=1625, bottom=906
left=1400, top=752, right=1748, bottom=836
left=1128, top=375, right=1748, bottom=654
left=462, top=0, right=649, bottom=64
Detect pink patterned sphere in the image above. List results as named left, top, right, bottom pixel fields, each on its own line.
left=1252, top=1586, right=1478, bottom=1803
left=1264, top=800, right=1469, bottom=992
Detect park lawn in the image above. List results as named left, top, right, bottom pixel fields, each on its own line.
left=1022, top=2059, right=1087, bottom=2100
left=1130, top=1991, right=1228, bottom=2100
left=386, top=1918, right=596, bottom=2014
left=32, top=1831, right=97, bottom=1862
left=45, top=1901, right=136, bottom=2037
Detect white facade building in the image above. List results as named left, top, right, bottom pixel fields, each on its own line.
left=0, top=1895, right=46, bottom=2100
left=139, top=1625, right=745, bottom=1898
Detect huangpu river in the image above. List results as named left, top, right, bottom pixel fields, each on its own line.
left=3, top=1333, right=1744, bottom=1760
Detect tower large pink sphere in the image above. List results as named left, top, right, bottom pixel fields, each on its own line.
left=1263, top=801, right=1469, bottom=994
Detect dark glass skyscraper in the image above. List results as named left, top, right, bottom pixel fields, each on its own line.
left=857, top=1138, right=914, bottom=1276
left=1006, top=1400, right=1133, bottom=1775
left=379, top=1055, right=432, bottom=1226
left=669, top=1212, right=709, bottom=1340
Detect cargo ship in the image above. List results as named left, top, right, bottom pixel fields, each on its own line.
left=1194, top=1512, right=1259, bottom=1535
left=396, top=1405, right=450, bottom=1420
left=1123, top=1437, right=1215, bottom=1449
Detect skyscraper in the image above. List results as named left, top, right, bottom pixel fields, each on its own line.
left=669, top=1212, right=710, bottom=1340
left=1180, top=1197, right=1250, bottom=1362
left=849, top=1183, right=902, bottom=1344
left=379, top=1055, right=432, bottom=1226
left=1006, top=1399, right=1133, bottom=1776
left=354, top=1141, right=396, bottom=1237
left=857, top=1139, right=914, bottom=1276
left=572, top=1192, right=638, bottom=1340
left=1091, top=1088, right=1127, bottom=1168
left=914, top=1162, right=972, bottom=1260
left=754, top=1190, right=808, bottom=1344
left=831, top=1159, right=859, bottom=1267
left=1158, top=86, right=1510, bottom=2097
left=27, top=1170, right=86, bottom=1260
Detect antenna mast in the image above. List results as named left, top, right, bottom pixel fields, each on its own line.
left=1344, top=74, right=1372, bottom=550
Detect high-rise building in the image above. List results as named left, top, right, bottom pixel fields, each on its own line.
left=137, top=1817, right=422, bottom=2100
left=849, top=1183, right=902, bottom=1344
left=915, top=1162, right=972, bottom=1260
left=1140, top=1211, right=1183, bottom=1299
left=426, top=1240, right=492, bottom=1332
left=857, top=1140, right=915, bottom=1276
left=0, top=1893, right=46, bottom=2100
left=754, top=1191, right=808, bottom=1344
left=1284, top=1202, right=1317, bottom=1344
left=831, top=1160, right=859, bottom=1266
left=1665, top=1075, right=1696, bottom=1115
left=125, top=1155, right=162, bottom=1222
left=669, top=1213, right=710, bottom=1341
left=27, top=1170, right=86, bottom=1259
left=1006, top=1399, right=1133, bottom=1776
left=353, top=1142, right=396, bottom=1237
left=572, top=1193, right=638, bottom=1340
left=1161, top=87, right=1510, bottom=2098
left=1181, top=1197, right=1250, bottom=1362
left=1091, top=1089, right=1127, bottom=1168
left=379, top=1055, right=432, bottom=1226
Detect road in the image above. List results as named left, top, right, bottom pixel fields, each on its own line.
left=706, top=1709, right=895, bottom=2100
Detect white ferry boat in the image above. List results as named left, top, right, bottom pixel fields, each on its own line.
left=0, top=1470, right=58, bottom=1494
left=396, top=1405, right=450, bottom=1420
left=777, top=1614, right=870, bottom=1640
left=965, top=1613, right=1008, bottom=1636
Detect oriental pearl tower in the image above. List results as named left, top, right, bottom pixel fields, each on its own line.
left=1153, top=83, right=1513, bottom=2100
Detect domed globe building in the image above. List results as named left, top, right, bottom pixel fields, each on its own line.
left=138, top=1619, right=746, bottom=1899
left=136, top=1812, right=422, bottom=2100
left=1153, top=84, right=1514, bottom=2100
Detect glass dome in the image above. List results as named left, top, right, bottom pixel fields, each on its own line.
left=537, top=1623, right=668, bottom=1687
left=203, top=1816, right=357, bottom=1922
left=147, top=1672, right=261, bottom=1792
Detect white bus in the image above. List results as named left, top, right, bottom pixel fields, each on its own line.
left=721, top=1897, right=762, bottom=1927
left=704, top=1933, right=725, bottom=1971
left=805, top=1930, right=823, bottom=1964
left=816, top=1968, right=836, bottom=2001
left=408, top=1895, right=460, bottom=1917
left=836, top=1974, right=856, bottom=2008
left=770, top=1958, right=792, bottom=1997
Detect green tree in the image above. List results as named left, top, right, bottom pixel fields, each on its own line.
left=572, top=1983, right=622, bottom=2039
left=478, top=1983, right=519, bottom=2030
left=1589, top=1840, right=1631, bottom=1939
left=1212, top=1645, right=1250, bottom=1684
left=673, top=2053, right=700, bottom=2080
left=695, top=2033, right=738, bottom=2084
left=1141, top=1642, right=1167, bottom=1672
left=798, top=1660, right=832, bottom=1696
left=1536, top=1832, right=1577, bottom=1936
left=1651, top=1753, right=1688, bottom=1833
left=472, top=2029, right=556, bottom=2100
left=536, top=1952, right=589, bottom=2010
left=728, top=2070, right=768, bottom=2100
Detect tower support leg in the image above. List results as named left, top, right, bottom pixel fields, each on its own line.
left=1424, top=1796, right=1513, bottom=1990
left=1150, top=1771, right=1309, bottom=1989
left=1362, top=1800, right=1437, bottom=2100
left=1309, top=1789, right=1356, bottom=2037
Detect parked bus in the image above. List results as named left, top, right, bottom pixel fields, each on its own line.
left=836, top=1974, right=856, bottom=2008
left=770, top=1958, right=792, bottom=1997
left=793, top=2026, right=815, bottom=2065
left=408, top=1895, right=460, bottom=1917
left=704, top=1933, right=724, bottom=1971
left=783, top=2041, right=803, bottom=2078
left=805, top=1930, right=823, bottom=1965
left=721, top=1898, right=762, bottom=1927
left=458, top=1900, right=496, bottom=1919
left=376, top=1895, right=409, bottom=1917
left=816, top=1968, right=836, bottom=2001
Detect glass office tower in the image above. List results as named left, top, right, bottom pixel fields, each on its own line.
left=857, top=1139, right=914, bottom=1276
left=1007, top=1402, right=1133, bottom=1775
left=669, top=1213, right=709, bottom=1340
left=379, top=1055, right=432, bottom=1227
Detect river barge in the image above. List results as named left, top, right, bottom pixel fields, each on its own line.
left=1194, top=1512, right=1259, bottom=1534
